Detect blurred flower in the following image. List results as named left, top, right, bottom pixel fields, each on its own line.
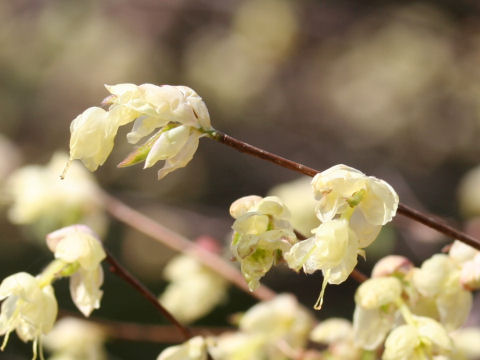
left=158, top=254, right=228, bottom=324
left=5, top=152, right=106, bottom=240
left=353, top=277, right=402, bottom=350
left=230, top=196, right=297, bottom=291
left=458, top=165, right=480, bottom=218
left=412, top=254, right=472, bottom=330
left=209, top=332, right=266, bottom=360
left=44, top=317, right=107, bottom=360
left=310, top=318, right=362, bottom=360
left=382, top=316, right=452, bottom=360
left=0, top=272, right=57, bottom=358
left=371, top=255, right=413, bottom=278
left=450, top=327, right=480, bottom=359
left=47, top=225, right=106, bottom=317
left=69, top=84, right=212, bottom=180
left=157, top=336, right=208, bottom=360
left=268, top=177, right=319, bottom=236
left=238, top=294, right=314, bottom=359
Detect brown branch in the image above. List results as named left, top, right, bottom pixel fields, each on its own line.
left=209, top=130, right=480, bottom=251
left=59, top=310, right=232, bottom=343
left=101, top=191, right=277, bottom=302
left=104, top=250, right=192, bottom=341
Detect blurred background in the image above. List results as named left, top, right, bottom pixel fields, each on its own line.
left=2, top=0, right=480, bottom=358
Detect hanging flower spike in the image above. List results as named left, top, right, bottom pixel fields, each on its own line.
left=67, top=84, right=212, bottom=180
left=0, top=272, right=58, bottom=359
left=46, top=225, right=106, bottom=317
left=285, top=219, right=359, bottom=310
left=311, top=164, right=398, bottom=247
left=230, top=195, right=297, bottom=291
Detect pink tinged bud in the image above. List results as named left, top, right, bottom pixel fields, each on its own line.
left=371, top=255, right=413, bottom=278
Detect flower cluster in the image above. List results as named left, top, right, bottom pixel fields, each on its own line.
left=351, top=244, right=480, bottom=359
left=5, top=152, right=106, bottom=239
left=68, top=83, right=212, bottom=179
left=0, top=225, right=106, bottom=359
left=229, top=196, right=297, bottom=291
left=230, top=165, right=398, bottom=309
left=285, top=164, right=398, bottom=309
left=157, top=294, right=313, bottom=360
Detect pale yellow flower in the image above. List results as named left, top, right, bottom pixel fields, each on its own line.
left=0, top=272, right=57, bottom=358
left=6, top=152, right=106, bottom=239
left=68, top=84, right=212, bottom=179
left=311, top=164, right=398, bottom=247
left=310, top=318, right=361, bottom=360
left=382, top=316, right=452, bottom=360
left=353, top=277, right=402, bottom=350
left=46, top=225, right=106, bottom=317
left=230, top=196, right=297, bottom=291
left=158, top=255, right=228, bottom=324
left=43, top=317, right=107, bottom=360
left=412, top=254, right=472, bottom=330
left=157, top=336, right=208, bottom=360
left=284, top=219, right=359, bottom=309
left=239, top=294, right=314, bottom=358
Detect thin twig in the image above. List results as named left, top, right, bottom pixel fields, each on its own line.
left=59, top=310, right=232, bottom=343
left=101, top=191, right=277, bottom=302
left=209, top=130, right=480, bottom=251
left=104, top=250, right=192, bottom=340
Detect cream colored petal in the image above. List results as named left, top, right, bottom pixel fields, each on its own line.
left=229, top=196, right=262, bottom=219
left=70, top=267, right=104, bottom=317
left=353, top=306, right=394, bottom=350
left=232, top=213, right=269, bottom=235
left=349, top=209, right=382, bottom=248
left=414, top=315, right=452, bottom=352
left=144, top=125, right=191, bottom=168
left=355, top=277, right=402, bottom=309
left=382, top=324, right=419, bottom=360
left=284, top=237, right=316, bottom=272
left=69, top=107, right=118, bottom=171
left=310, top=318, right=353, bottom=344
left=156, top=132, right=200, bottom=180
left=412, top=254, right=453, bottom=297
left=360, top=177, right=398, bottom=226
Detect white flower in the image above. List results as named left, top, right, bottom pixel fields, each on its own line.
left=0, top=272, right=57, bottom=357
left=68, top=83, right=212, bottom=180
left=310, top=318, right=361, bottom=360
left=230, top=196, right=297, bottom=291
left=353, top=277, right=402, bottom=350
left=158, top=255, right=228, bottom=324
left=157, top=336, right=208, bottom=360
left=239, top=294, right=314, bottom=358
left=43, top=317, right=107, bottom=360
left=382, top=316, right=452, bottom=360
left=449, top=240, right=480, bottom=290
left=412, top=254, right=472, bottom=330
left=6, top=152, right=106, bottom=239
left=311, top=164, right=398, bottom=247
left=46, top=225, right=106, bottom=317
left=284, top=219, right=359, bottom=309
